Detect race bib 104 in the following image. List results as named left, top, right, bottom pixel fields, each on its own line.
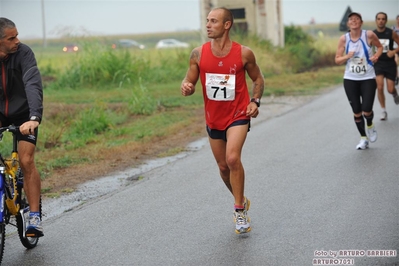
left=349, top=57, right=368, bottom=75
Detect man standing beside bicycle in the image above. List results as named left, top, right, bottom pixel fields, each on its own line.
left=0, top=18, right=44, bottom=237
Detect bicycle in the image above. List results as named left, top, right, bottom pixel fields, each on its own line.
left=0, top=125, right=42, bottom=264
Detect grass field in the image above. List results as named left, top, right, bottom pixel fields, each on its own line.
left=12, top=24, right=352, bottom=197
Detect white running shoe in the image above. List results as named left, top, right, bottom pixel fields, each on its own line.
left=234, top=210, right=251, bottom=234
left=243, top=196, right=251, bottom=212
left=380, top=111, right=387, bottom=121
left=367, top=124, right=377, bottom=143
left=356, top=138, right=369, bottom=150
left=26, top=215, right=44, bottom=237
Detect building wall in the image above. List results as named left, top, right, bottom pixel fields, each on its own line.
left=199, top=0, right=284, bottom=47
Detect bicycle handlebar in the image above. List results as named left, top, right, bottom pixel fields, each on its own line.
left=0, top=125, right=20, bottom=139
left=0, top=125, right=19, bottom=133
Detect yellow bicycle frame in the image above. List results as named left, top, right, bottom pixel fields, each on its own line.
left=4, top=151, right=20, bottom=215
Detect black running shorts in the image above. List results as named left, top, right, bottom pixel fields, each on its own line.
left=206, top=119, right=250, bottom=142
left=374, top=60, right=397, bottom=81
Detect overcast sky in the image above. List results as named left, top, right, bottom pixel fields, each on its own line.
left=0, top=0, right=398, bottom=40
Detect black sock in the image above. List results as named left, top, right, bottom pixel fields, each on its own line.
left=363, top=111, right=374, bottom=127
left=354, top=116, right=366, bottom=137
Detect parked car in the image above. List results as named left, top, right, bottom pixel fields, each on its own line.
left=155, top=39, right=189, bottom=49
left=112, top=39, right=145, bottom=49
left=62, top=44, right=79, bottom=52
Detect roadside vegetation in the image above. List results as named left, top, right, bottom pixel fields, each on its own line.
left=3, top=24, right=348, bottom=197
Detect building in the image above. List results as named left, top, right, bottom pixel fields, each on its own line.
left=199, top=0, right=284, bottom=47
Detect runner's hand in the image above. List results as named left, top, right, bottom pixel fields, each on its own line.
left=181, top=82, right=195, bottom=96
left=246, top=102, right=259, bottom=118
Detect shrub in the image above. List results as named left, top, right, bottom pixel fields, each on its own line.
left=47, top=42, right=151, bottom=90
left=64, top=103, right=115, bottom=148
left=283, top=25, right=324, bottom=73
left=127, top=78, right=157, bottom=115
left=284, top=25, right=314, bottom=45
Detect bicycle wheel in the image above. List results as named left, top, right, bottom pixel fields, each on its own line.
left=0, top=222, right=5, bottom=265
left=15, top=169, right=39, bottom=249
left=0, top=187, right=5, bottom=264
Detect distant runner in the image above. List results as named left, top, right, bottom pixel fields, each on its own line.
left=392, top=15, right=399, bottom=85
left=335, top=12, right=382, bottom=150
left=373, top=12, right=399, bottom=121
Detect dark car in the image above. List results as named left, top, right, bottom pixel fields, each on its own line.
left=62, top=44, right=79, bottom=52
left=112, top=39, right=145, bottom=49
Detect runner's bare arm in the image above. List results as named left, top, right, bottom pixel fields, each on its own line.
left=181, top=47, right=201, bottom=96
left=242, top=46, right=264, bottom=99
left=368, top=30, right=382, bottom=62
left=390, top=31, right=399, bottom=56
left=335, top=35, right=353, bottom=65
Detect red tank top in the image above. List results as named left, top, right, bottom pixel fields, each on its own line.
left=199, top=41, right=250, bottom=130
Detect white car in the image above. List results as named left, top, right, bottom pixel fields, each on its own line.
left=113, top=39, right=145, bottom=49
left=155, top=39, right=189, bottom=49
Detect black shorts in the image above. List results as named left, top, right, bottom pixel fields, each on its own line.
left=0, top=115, right=38, bottom=146
left=374, top=60, right=397, bottom=81
left=206, top=119, right=250, bottom=142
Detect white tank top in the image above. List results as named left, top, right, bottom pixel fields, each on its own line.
left=344, top=30, right=376, bottom=81
left=393, top=26, right=399, bottom=49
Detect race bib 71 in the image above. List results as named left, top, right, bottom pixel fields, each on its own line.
left=205, top=73, right=236, bottom=101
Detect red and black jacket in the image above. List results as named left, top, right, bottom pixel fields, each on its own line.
left=0, top=43, right=43, bottom=123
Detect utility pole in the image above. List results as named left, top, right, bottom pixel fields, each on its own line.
left=41, top=0, right=47, bottom=48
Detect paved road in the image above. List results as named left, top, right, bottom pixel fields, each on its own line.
left=2, top=87, right=399, bottom=266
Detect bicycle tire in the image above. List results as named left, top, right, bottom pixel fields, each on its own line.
left=15, top=168, right=40, bottom=249
left=0, top=222, right=5, bottom=265
left=0, top=190, right=5, bottom=264
left=1, top=155, right=10, bottom=264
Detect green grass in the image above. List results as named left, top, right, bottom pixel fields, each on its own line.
left=264, top=66, right=344, bottom=96
left=16, top=26, right=348, bottom=194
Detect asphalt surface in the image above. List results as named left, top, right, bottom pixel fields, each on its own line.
left=2, top=86, right=399, bottom=266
